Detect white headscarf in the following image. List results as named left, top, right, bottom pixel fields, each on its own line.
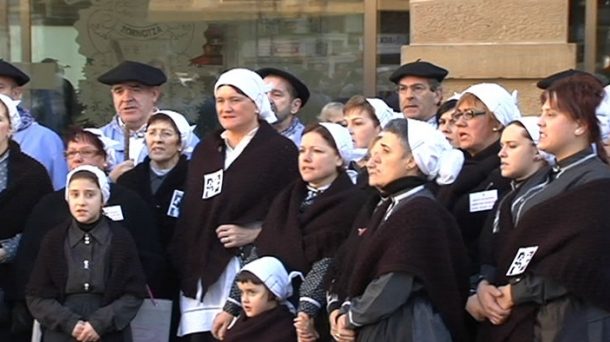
left=0, top=93, right=21, bottom=136
left=214, top=68, right=277, bottom=124
left=318, top=122, right=356, bottom=163
left=240, top=257, right=303, bottom=313
left=403, top=118, right=464, bottom=185
left=514, top=116, right=555, bottom=165
left=150, top=109, right=195, bottom=152
left=65, top=165, right=110, bottom=205
left=596, top=85, right=610, bottom=141
left=366, top=98, right=401, bottom=128
left=461, top=83, right=521, bottom=126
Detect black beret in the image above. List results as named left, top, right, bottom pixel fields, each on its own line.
left=389, top=60, right=448, bottom=84
left=536, top=69, right=591, bottom=90
left=257, top=67, right=310, bottom=106
left=98, top=60, right=167, bottom=86
left=0, top=60, right=30, bottom=86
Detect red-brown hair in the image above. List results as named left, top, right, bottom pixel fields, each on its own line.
left=541, top=74, right=607, bottom=163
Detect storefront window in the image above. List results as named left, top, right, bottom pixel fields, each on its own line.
left=570, top=0, right=610, bottom=83
left=1, top=0, right=369, bottom=136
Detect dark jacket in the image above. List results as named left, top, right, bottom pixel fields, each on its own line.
left=256, top=172, right=368, bottom=273
left=169, top=121, right=299, bottom=298
left=483, top=176, right=610, bottom=341
left=117, top=155, right=188, bottom=246
left=0, top=140, right=53, bottom=297
left=332, top=179, right=470, bottom=342
left=436, top=141, right=511, bottom=273
left=15, top=183, right=165, bottom=299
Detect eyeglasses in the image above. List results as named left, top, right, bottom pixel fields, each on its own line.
left=451, top=109, right=487, bottom=122
left=396, top=84, right=429, bottom=96
left=65, top=149, right=100, bottom=159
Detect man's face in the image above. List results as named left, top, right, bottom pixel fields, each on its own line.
left=397, top=76, right=441, bottom=122
left=0, top=76, right=23, bottom=100
left=111, top=82, right=160, bottom=129
left=263, top=75, right=301, bottom=125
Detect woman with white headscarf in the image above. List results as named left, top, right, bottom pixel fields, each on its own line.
left=436, top=83, right=521, bottom=275
left=169, top=68, right=299, bottom=341
left=467, top=116, right=552, bottom=325
left=26, top=165, right=146, bottom=342
left=477, top=74, right=610, bottom=342
left=327, top=118, right=470, bottom=342
left=213, top=122, right=368, bottom=341
left=0, top=94, right=53, bottom=341
left=117, top=110, right=193, bottom=341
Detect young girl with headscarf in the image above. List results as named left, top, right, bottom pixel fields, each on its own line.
left=26, top=165, right=145, bottom=342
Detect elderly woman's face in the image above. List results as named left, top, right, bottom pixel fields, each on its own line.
left=215, top=85, right=259, bottom=133
left=454, top=98, right=501, bottom=156
left=366, top=132, right=412, bottom=189
left=145, top=119, right=181, bottom=164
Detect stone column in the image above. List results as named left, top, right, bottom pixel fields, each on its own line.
left=402, top=0, right=575, bottom=115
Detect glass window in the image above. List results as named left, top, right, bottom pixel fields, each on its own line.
left=1, top=0, right=367, bottom=136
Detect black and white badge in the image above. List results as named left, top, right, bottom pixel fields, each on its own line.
left=202, top=169, right=223, bottom=199
left=167, top=190, right=184, bottom=218
left=506, top=246, right=539, bottom=277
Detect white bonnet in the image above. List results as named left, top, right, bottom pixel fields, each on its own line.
left=366, top=98, right=401, bottom=128
left=461, top=83, right=522, bottom=126
left=514, top=116, right=555, bottom=165
left=0, top=94, right=21, bottom=135
left=386, top=118, right=464, bottom=185
left=149, top=109, right=194, bottom=152
left=240, top=257, right=303, bottom=312
left=214, top=68, right=277, bottom=124
left=318, top=122, right=356, bottom=164
left=596, top=85, right=610, bottom=141
left=65, top=165, right=110, bottom=205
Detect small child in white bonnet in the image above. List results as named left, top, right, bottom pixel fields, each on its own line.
left=221, top=257, right=302, bottom=342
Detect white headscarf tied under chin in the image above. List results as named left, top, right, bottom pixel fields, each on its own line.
left=214, top=68, right=277, bottom=124
left=240, top=257, right=303, bottom=314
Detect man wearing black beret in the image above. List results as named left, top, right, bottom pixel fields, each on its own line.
left=389, top=60, right=448, bottom=128
left=98, top=60, right=198, bottom=179
left=257, top=68, right=310, bottom=146
left=0, top=60, right=67, bottom=190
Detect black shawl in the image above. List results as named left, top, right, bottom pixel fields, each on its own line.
left=169, top=121, right=299, bottom=297
left=436, top=141, right=511, bottom=272
left=26, top=218, right=146, bottom=305
left=0, top=140, right=53, bottom=297
left=255, top=172, right=368, bottom=273
left=0, top=140, right=53, bottom=239
left=15, top=183, right=165, bottom=299
left=485, top=179, right=610, bottom=342
left=333, top=187, right=470, bottom=342
left=117, top=155, right=188, bottom=245
left=223, top=305, right=297, bottom=342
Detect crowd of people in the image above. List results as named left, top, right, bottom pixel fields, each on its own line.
left=0, top=57, right=609, bottom=342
